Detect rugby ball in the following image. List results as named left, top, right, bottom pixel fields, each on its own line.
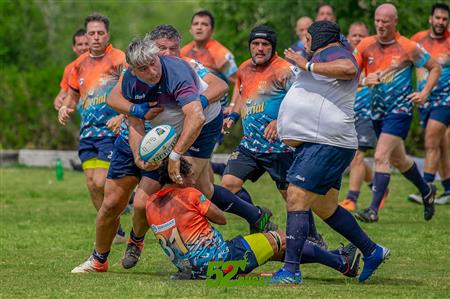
left=139, top=125, right=177, bottom=163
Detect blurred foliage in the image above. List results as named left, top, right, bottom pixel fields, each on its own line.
left=0, top=0, right=435, bottom=154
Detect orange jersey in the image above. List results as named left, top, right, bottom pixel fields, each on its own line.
left=60, top=60, right=76, bottom=91
left=411, top=30, right=449, bottom=108
left=68, top=44, right=126, bottom=138
left=354, top=32, right=430, bottom=119
left=181, top=39, right=237, bottom=82
left=146, top=187, right=229, bottom=277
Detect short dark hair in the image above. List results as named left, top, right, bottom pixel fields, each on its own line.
left=191, top=10, right=215, bottom=29
left=316, top=3, right=335, bottom=14
left=149, top=25, right=181, bottom=43
left=158, top=157, right=192, bottom=186
left=431, top=3, right=449, bottom=15
left=85, top=14, right=110, bottom=32
left=72, top=28, right=86, bottom=45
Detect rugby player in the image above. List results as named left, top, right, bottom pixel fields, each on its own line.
left=147, top=157, right=361, bottom=280
left=222, top=25, right=326, bottom=247
left=408, top=3, right=450, bottom=205
left=273, top=20, right=389, bottom=284
left=339, top=22, right=387, bottom=212
left=54, top=29, right=88, bottom=111
left=58, top=14, right=127, bottom=247
left=71, top=33, right=275, bottom=272
left=290, top=16, right=313, bottom=57
left=353, top=3, right=441, bottom=222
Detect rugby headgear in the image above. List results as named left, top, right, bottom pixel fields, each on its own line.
left=248, top=25, right=277, bottom=57
left=308, top=20, right=341, bottom=52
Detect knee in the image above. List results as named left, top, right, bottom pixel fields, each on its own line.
left=221, top=177, right=241, bottom=193
left=374, top=151, right=390, bottom=167
left=99, top=195, right=123, bottom=220
left=424, top=137, right=439, bottom=152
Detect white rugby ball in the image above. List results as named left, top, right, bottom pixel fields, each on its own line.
left=139, top=125, right=177, bottom=163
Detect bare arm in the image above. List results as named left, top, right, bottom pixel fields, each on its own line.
left=54, top=89, right=67, bottom=111
left=408, top=57, right=441, bottom=105
left=284, top=48, right=357, bottom=80
left=205, top=202, right=227, bottom=225
left=201, top=73, right=228, bottom=104
left=106, top=83, right=131, bottom=114
left=58, top=88, right=80, bottom=125
left=128, top=116, right=159, bottom=171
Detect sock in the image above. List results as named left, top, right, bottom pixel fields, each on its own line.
left=402, top=163, right=430, bottom=196
left=307, top=209, right=320, bottom=240
left=211, top=185, right=260, bottom=224
left=130, top=229, right=145, bottom=244
left=442, top=178, right=450, bottom=193
left=284, top=211, right=309, bottom=273
left=346, top=190, right=360, bottom=203
left=324, top=206, right=376, bottom=257
left=369, top=172, right=390, bottom=212
left=92, top=249, right=110, bottom=263
left=212, top=163, right=227, bottom=176
left=423, top=172, right=436, bottom=184
left=235, top=187, right=253, bottom=204
left=117, top=223, right=125, bottom=237
left=300, top=240, right=346, bottom=272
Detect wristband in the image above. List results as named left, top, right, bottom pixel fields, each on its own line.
left=169, top=150, right=181, bottom=161
left=129, top=102, right=150, bottom=119
left=199, top=95, right=209, bottom=109
left=306, top=62, right=314, bottom=72
left=228, top=112, right=240, bottom=123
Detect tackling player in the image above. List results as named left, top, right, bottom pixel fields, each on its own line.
left=353, top=3, right=441, bottom=222
left=408, top=3, right=450, bottom=205
left=58, top=14, right=127, bottom=246
left=147, top=157, right=361, bottom=280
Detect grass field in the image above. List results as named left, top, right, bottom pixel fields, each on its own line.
left=1, top=166, right=449, bottom=298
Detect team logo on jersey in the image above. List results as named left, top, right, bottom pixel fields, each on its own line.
left=391, top=55, right=400, bottom=68
left=79, top=78, right=84, bottom=86
left=135, top=94, right=146, bottom=100
left=88, top=88, right=94, bottom=96
left=368, top=57, right=374, bottom=65
left=151, top=219, right=175, bottom=233
left=257, top=81, right=267, bottom=94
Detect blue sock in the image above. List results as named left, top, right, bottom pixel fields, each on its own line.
left=284, top=211, right=309, bottom=273
left=300, top=240, right=346, bottom=272
left=346, top=190, right=360, bottom=203
left=92, top=249, right=109, bottom=263
left=235, top=187, right=253, bottom=204
left=211, top=185, right=260, bottom=224
left=130, top=229, right=145, bottom=243
left=423, top=172, right=436, bottom=183
left=212, top=163, right=227, bottom=176
left=324, top=206, right=376, bottom=257
left=442, top=178, right=450, bottom=193
left=369, top=172, right=390, bottom=212
left=402, top=163, right=430, bottom=196
left=117, top=224, right=125, bottom=237
left=308, top=209, right=320, bottom=239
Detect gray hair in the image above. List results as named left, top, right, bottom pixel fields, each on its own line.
left=125, top=35, right=160, bottom=69
left=149, top=24, right=181, bottom=43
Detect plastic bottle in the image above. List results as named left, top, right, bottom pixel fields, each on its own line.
left=56, top=158, right=64, bottom=181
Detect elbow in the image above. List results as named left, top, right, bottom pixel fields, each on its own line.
left=218, top=80, right=229, bottom=97
left=344, top=66, right=357, bottom=79
left=217, top=217, right=227, bottom=225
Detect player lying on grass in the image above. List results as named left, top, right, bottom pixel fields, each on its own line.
left=146, top=157, right=362, bottom=280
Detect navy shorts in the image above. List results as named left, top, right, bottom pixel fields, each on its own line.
left=355, top=117, right=377, bottom=150
left=223, top=145, right=293, bottom=190
left=225, top=236, right=259, bottom=275
left=78, top=136, right=116, bottom=163
left=185, top=111, right=223, bottom=159
left=107, top=136, right=160, bottom=181
left=372, top=113, right=412, bottom=140
left=287, top=143, right=356, bottom=195
left=420, top=106, right=450, bottom=128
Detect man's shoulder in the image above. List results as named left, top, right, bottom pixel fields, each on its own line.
left=357, top=35, right=378, bottom=50
left=396, top=34, right=419, bottom=52
left=411, top=30, right=430, bottom=43
left=207, top=39, right=233, bottom=56
left=180, top=42, right=195, bottom=56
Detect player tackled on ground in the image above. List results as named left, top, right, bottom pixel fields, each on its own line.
left=146, top=157, right=361, bottom=280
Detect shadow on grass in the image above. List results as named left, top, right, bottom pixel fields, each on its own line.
left=306, top=276, right=423, bottom=286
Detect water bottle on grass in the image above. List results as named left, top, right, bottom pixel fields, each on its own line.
left=56, top=158, right=64, bottom=181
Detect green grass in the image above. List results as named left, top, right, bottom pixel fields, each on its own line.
left=1, top=166, right=449, bottom=298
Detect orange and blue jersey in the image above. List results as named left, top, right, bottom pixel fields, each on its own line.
left=69, top=44, right=126, bottom=139
left=146, top=187, right=229, bottom=278
left=181, top=39, right=237, bottom=106
left=354, top=32, right=430, bottom=119
left=411, top=29, right=449, bottom=109
left=237, top=53, right=298, bottom=153
left=354, top=84, right=371, bottom=119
